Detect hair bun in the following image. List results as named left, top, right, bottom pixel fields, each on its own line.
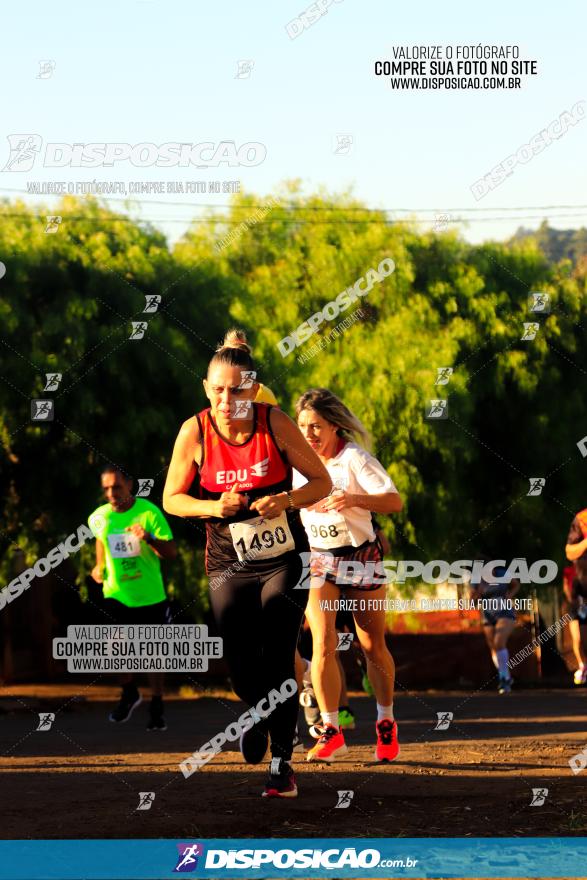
left=218, top=328, right=252, bottom=355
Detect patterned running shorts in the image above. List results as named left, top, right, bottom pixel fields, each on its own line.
left=309, top=540, right=384, bottom=592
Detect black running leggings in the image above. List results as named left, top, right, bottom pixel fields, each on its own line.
left=208, top=552, right=308, bottom=761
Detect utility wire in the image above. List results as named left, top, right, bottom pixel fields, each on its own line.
left=1, top=187, right=587, bottom=214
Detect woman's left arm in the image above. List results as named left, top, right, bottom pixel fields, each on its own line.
left=250, top=409, right=332, bottom=518
left=320, top=455, right=402, bottom=515
left=321, top=490, right=402, bottom=514
left=348, top=491, right=403, bottom=514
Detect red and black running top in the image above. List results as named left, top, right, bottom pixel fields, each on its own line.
left=195, top=403, right=308, bottom=573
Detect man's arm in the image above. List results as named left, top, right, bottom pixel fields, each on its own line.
left=125, top=524, right=177, bottom=560
left=91, top=539, right=105, bottom=583
left=146, top=535, right=177, bottom=561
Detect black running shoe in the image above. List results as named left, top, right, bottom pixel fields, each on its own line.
left=308, top=722, right=325, bottom=740
left=292, top=727, right=304, bottom=753
left=262, top=758, right=298, bottom=798
left=300, top=680, right=320, bottom=727
left=109, top=684, right=142, bottom=723
left=240, top=721, right=269, bottom=764
left=146, top=696, right=167, bottom=731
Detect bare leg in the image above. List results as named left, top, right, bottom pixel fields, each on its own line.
left=305, top=579, right=341, bottom=714
left=346, top=586, right=394, bottom=707
left=569, top=620, right=587, bottom=669
left=482, top=624, right=497, bottom=667
left=580, top=624, right=587, bottom=663
left=494, top=618, right=516, bottom=652
left=294, top=649, right=307, bottom=692
left=493, top=618, right=516, bottom=683
left=336, top=652, right=349, bottom=706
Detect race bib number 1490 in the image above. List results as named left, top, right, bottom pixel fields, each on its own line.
left=229, top=511, right=295, bottom=562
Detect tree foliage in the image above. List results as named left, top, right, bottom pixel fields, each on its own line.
left=1, top=191, right=585, bottom=614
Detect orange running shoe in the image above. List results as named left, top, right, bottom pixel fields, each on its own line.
left=306, top=724, right=348, bottom=763
left=374, top=719, right=400, bottom=762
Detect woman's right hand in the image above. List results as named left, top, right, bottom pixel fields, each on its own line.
left=215, top=485, right=247, bottom=518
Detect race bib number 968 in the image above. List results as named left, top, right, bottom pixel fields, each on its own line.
left=305, top=511, right=351, bottom=549
left=229, top=511, right=295, bottom=562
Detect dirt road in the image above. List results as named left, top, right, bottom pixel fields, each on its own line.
left=1, top=685, right=585, bottom=842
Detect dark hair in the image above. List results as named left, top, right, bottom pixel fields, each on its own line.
left=100, top=463, right=132, bottom=483
left=208, top=328, right=256, bottom=376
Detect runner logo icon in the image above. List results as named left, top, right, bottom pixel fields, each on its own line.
left=425, top=399, right=448, bottom=420
left=521, top=322, right=539, bottom=341
left=239, top=370, right=257, bottom=389
left=45, top=215, right=62, bottom=234
left=529, top=292, right=551, bottom=314
left=174, top=843, right=204, bottom=872
left=231, top=399, right=253, bottom=419
left=434, top=712, right=453, bottom=731
left=335, top=790, right=354, bottom=808
left=3, top=134, right=42, bottom=171
left=36, top=713, right=55, bottom=731
left=435, top=367, right=453, bottom=386
left=44, top=373, right=62, bottom=392
left=292, top=551, right=333, bottom=590
left=136, top=479, right=155, bottom=497
left=569, top=744, right=587, bottom=775
left=37, top=60, right=56, bottom=79
left=530, top=788, right=549, bottom=806
left=527, top=478, right=545, bottom=496
left=336, top=632, right=354, bottom=651
left=31, top=400, right=54, bottom=421
left=136, top=792, right=155, bottom=811
left=129, top=321, right=148, bottom=340
left=143, top=295, right=161, bottom=313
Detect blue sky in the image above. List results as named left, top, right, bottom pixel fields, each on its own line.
left=1, top=0, right=585, bottom=245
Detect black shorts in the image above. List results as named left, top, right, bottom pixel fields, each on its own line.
left=101, top=598, right=171, bottom=625
left=482, top=609, right=516, bottom=627
left=563, top=599, right=587, bottom=625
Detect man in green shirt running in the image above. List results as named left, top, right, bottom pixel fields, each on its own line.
left=89, top=465, right=177, bottom=730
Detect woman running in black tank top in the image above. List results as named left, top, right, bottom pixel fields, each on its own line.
left=163, top=329, right=331, bottom=798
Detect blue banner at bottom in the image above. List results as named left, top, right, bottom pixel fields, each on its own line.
left=0, top=838, right=586, bottom=879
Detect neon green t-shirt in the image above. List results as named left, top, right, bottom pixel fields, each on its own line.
left=88, top=498, right=173, bottom=607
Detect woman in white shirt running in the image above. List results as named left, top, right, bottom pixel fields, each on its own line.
left=293, top=388, right=403, bottom=763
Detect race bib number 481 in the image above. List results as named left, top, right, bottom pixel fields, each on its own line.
left=107, top=532, right=141, bottom=558
left=229, top=511, right=295, bottom=562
